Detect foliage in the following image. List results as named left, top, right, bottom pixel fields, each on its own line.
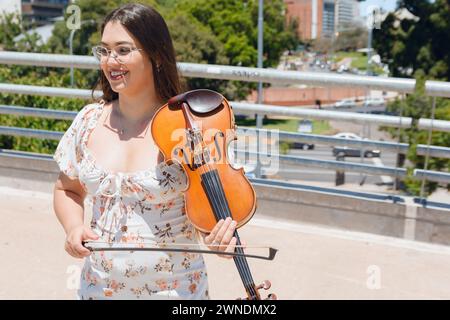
left=373, top=0, right=450, bottom=80
left=0, top=0, right=298, bottom=155
left=171, top=0, right=298, bottom=99
left=334, top=22, right=368, bottom=52
left=373, top=0, right=450, bottom=195
left=381, top=75, right=450, bottom=195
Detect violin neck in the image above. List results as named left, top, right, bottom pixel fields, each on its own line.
left=200, top=169, right=260, bottom=300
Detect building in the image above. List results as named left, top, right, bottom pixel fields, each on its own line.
left=335, top=0, right=360, bottom=31
left=322, top=0, right=335, bottom=38
left=285, top=0, right=319, bottom=40
left=284, top=0, right=360, bottom=40
left=21, top=0, right=69, bottom=27
left=284, top=0, right=316, bottom=40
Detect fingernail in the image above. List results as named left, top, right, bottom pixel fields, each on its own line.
left=231, top=220, right=237, bottom=226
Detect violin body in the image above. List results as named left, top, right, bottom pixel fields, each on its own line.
left=151, top=91, right=256, bottom=233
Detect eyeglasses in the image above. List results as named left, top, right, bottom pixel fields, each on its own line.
left=92, top=45, right=143, bottom=64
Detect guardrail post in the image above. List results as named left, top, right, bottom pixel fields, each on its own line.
left=335, top=154, right=345, bottom=186
left=394, top=96, right=405, bottom=191
left=395, top=153, right=406, bottom=190
left=419, top=96, right=437, bottom=200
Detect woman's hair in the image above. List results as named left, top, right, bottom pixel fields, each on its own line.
left=92, top=3, right=182, bottom=102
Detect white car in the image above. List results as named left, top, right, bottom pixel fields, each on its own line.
left=334, top=99, right=356, bottom=108
left=334, top=132, right=362, bottom=140
left=337, top=64, right=349, bottom=73
left=332, top=132, right=381, bottom=158
left=363, top=97, right=385, bottom=107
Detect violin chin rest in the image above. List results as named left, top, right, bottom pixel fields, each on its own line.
left=168, top=89, right=224, bottom=114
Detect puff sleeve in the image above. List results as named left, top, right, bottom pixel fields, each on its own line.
left=53, top=104, right=94, bottom=179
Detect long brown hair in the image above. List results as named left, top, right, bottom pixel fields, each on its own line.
left=92, top=3, right=182, bottom=102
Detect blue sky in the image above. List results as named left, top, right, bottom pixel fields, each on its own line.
left=359, top=0, right=398, bottom=17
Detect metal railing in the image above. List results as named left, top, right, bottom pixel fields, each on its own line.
left=0, top=104, right=413, bottom=153
left=238, top=127, right=411, bottom=153
left=235, top=150, right=408, bottom=178
left=0, top=51, right=449, bottom=188
left=1, top=83, right=449, bottom=133
left=1, top=103, right=449, bottom=183
left=0, top=51, right=449, bottom=97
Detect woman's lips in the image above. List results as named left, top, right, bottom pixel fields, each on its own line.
left=109, top=70, right=128, bottom=81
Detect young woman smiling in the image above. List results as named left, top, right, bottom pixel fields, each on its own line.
left=53, top=3, right=238, bottom=300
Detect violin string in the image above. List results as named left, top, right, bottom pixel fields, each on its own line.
left=199, top=156, right=257, bottom=298
left=186, top=102, right=258, bottom=299
left=200, top=168, right=255, bottom=297
left=205, top=103, right=258, bottom=298
left=198, top=120, right=258, bottom=299
left=195, top=148, right=255, bottom=297
left=209, top=170, right=255, bottom=282
left=208, top=169, right=258, bottom=298
left=195, top=132, right=256, bottom=295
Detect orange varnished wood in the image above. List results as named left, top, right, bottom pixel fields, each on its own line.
left=150, top=98, right=257, bottom=233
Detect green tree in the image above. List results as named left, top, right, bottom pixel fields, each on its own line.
left=334, top=22, right=368, bottom=52
left=176, top=0, right=298, bottom=68
left=373, top=0, right=450, bottom=80
left=373, top=0, right=450, bottom=196
left=381, top=75, right=450, bottom=196
left=0, top=12, right=22, bottom=50
left=46, top=0, right=298, bottom=99
left=0, top=12, right=86, bottom=154
left=1, top=0, right=299, bottom=154
left=172, top=0, right=298, bottom=99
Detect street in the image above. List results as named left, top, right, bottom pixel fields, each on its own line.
left=261, top=144, right=398, bottom=186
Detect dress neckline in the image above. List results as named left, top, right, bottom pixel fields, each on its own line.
left=81, top=101, right=162, bottom=177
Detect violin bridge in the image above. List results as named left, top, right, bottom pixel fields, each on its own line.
left=202, top=147, right=211, bottom=163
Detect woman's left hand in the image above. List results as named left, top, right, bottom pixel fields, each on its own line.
left=202, top=217, right=238, bottom=259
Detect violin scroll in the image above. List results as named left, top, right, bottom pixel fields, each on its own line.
left=257, top=280, right=277, bottom=300
left=237, top=280, right=277, bottom=300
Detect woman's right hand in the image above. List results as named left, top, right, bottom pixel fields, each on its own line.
left=65, top=225, right=99, bottom=258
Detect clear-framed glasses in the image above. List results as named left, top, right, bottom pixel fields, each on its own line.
left=92, top=45, right=143, bottom=64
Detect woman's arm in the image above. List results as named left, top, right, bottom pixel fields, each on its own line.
left=53, top=172, right=98, bottom=258
left=53, top=172, right=86, bottom=234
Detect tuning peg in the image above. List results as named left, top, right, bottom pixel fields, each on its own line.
left=256, top=280, right=271, bottom=290
left=265, top=293, right=277, bottom=300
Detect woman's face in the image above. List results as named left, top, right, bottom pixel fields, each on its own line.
left=100, top=21, right=155, bottom=96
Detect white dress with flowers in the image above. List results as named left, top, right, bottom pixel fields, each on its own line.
left=53, top=102, right=209, bottom=300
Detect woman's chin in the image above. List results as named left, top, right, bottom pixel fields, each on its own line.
left=109, top=82, right=128, bottom=92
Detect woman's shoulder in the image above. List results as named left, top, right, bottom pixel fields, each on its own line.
left=78, top=100, right=105, bottom=117
left=72, top=100, right=105, bottom=126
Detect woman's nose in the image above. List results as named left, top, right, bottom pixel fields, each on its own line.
left=105, top=53, right=122, bottom=67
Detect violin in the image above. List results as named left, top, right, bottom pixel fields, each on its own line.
left=151, top=89, right=277, bottom=300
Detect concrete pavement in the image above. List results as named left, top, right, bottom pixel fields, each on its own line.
left=1, top=185, right=450, bottom=300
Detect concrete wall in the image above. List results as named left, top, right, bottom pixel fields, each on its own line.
left=1, top=150, right=449, bottom=246
left=248, top=86, right=367, bottom=106
left=252, top=182, right=450, bottom=245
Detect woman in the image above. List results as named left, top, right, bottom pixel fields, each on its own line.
left=53, top=3, right=238, bottom=300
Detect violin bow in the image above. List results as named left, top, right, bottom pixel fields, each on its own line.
left=82, top=241, right=278, bottom=261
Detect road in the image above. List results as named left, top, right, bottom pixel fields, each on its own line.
left=259, top=145, right=398, bottom=186
left=3, top=185, right=450, bottom=299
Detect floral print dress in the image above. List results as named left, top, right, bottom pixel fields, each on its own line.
left=53, top=102, right=209, bottom=300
